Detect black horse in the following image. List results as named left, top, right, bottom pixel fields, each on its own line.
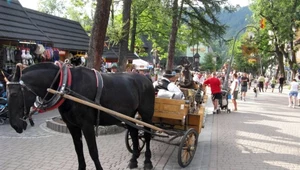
left=7, top=63, right=155, bottom=170
left=1, top=67, right=36, bottom=126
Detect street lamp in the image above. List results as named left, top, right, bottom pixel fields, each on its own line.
left=223, top=25, right=260, bottom=90
left=193, top=52, right=200, bottom=71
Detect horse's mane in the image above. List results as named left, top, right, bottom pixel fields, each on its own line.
left=22, top=62, right=57, bottom=74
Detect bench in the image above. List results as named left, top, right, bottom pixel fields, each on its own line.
left=154, top=98, right=189, bottom=121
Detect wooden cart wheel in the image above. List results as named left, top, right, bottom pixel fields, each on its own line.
left=177, top=128, right=198, bottom=168
left=125, top=129, right=146, bottom=153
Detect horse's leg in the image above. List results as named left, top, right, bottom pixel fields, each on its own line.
left=143, top=124, right=153, bottom=170
left=139, top=111, right=153, bottom=170
left=81, top=124, right=103, bottom=170
left=66, top=124, right=86, bottom=170
left=127, top=125, right=140, bottom=169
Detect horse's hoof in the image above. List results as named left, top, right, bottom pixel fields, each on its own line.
left=144, top=162, right=153, bottom=170
left=29, top=119, right=34, bottom=126
left=128, top=161, right=138, bottom=169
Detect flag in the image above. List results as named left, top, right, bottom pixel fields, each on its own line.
left=260, top=18, right=266, bottom=29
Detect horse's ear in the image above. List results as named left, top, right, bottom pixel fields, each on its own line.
left=13, top=63, right=22, bottom=81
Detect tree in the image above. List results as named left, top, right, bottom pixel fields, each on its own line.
left=87, top=0, right=112, bottom=70
left=250, top=0, right=300, bottom=78
left=38, top=0, right=95, bottom=33
left=166, top=0, right=181, bottom=70
left=38, top=0, right=65, bottom=16
left=165, top=0, right=233, bottom=70
left=201, top=53, right=216, bottom=72
left=118, top=0, right=132, bottom=72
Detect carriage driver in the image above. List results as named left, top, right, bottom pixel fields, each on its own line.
left=153, top=70, right=184, bottom=99
left=203, top=72, right=222, bottom=114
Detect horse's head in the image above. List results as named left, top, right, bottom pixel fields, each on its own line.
left=7, top=64, right=37, bottom=133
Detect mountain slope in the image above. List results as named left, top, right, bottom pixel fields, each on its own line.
left=218, top=6, right=252, bottom=39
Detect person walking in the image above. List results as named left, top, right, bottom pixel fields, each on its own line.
left=264, top=76, right=269, bottom=92
left=240, top=73, right=249, bottom=101
left=288, top=79, right=299, bottom=108
left=203, top=72, right=222, bottom=114
left=230, top=73, right=239, bottom=111
left=248, top=73, right=253, bottom=89
left=278, top=75, right=285, bottom=93
left=270, top=76, right=276, bottom=93
left=258, top=74, right=265, bottom=92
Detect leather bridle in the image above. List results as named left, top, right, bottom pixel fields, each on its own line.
left=6, top=80, right=39, bottom=121
left=6, top=62, right=71, bottom=122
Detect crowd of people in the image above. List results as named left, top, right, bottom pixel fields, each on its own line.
left=106, top=62, right=299, bottom=112
left=153, top=67, right=300, bottom=113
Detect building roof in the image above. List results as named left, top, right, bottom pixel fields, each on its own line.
left=24, top=8, right=89, bottom=51
left=0, top=0, right=51, bottom=42
left=103, top=44, right=138, bottom=60
left=0, top=0, right=89, bottom=51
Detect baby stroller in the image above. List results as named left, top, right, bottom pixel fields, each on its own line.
left=218, top=90, right=231, bottom=113
left=0, top=83, right=8, bottom=125
left=0, top=96, right=8, bottom=125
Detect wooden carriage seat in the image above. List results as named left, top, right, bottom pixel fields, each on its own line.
left=154, top=98, right=189, bottom=121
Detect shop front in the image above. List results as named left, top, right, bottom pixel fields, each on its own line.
left=0, top=0, right=89, bottom=73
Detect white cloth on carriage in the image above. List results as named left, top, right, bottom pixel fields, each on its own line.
left=157, top=89, right=184, bottom=99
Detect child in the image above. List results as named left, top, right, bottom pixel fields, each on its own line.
left=253, top=87, right=257, bottom=97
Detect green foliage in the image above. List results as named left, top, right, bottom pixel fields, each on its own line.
left=201, top=53, right=216, bottom=72
left=106, top=14, right=124, bottom=45
left=38, top=0, right=66, bottom=16
left=250, top=0, right=300, bottom=74
left=38, top=0, right=94, bottom=33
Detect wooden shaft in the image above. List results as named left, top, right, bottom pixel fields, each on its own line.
left=47, top=88, right=165, bottom=133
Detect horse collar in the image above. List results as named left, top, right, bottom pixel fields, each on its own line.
left=34, top=62, right=72, bottom=111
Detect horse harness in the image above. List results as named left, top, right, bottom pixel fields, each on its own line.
left=7, top=62, right=104, bottom=135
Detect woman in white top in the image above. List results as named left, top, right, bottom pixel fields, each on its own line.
left=288, top=79, right=299, bottom=108
left=230, top=73, right=239, bottom=111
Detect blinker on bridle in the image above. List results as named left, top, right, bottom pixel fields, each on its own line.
left=6, top=80, right=39, bottom=122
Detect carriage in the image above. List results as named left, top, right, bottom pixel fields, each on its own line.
left=46, top=85, right=207, bottom=168
left=7, top=62, right=208, bottom=169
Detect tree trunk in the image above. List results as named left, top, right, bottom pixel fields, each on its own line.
left=118, top=0, right=132, bottom=72
left=87, top=0, right=112, bottom=70
left=289, top=40, right=297, bottom=78
left=166, top=0, right=179, bottom=71
left=130, top=6, right=137, bottom=53
left=111, top=1, right=114, bottom=27
left=275, top=45, right=285, bottom=78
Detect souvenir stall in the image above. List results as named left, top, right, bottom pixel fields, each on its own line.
left=0, top=0, right=90, bottom=72
left=0, top=40, right=62, bottom=73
